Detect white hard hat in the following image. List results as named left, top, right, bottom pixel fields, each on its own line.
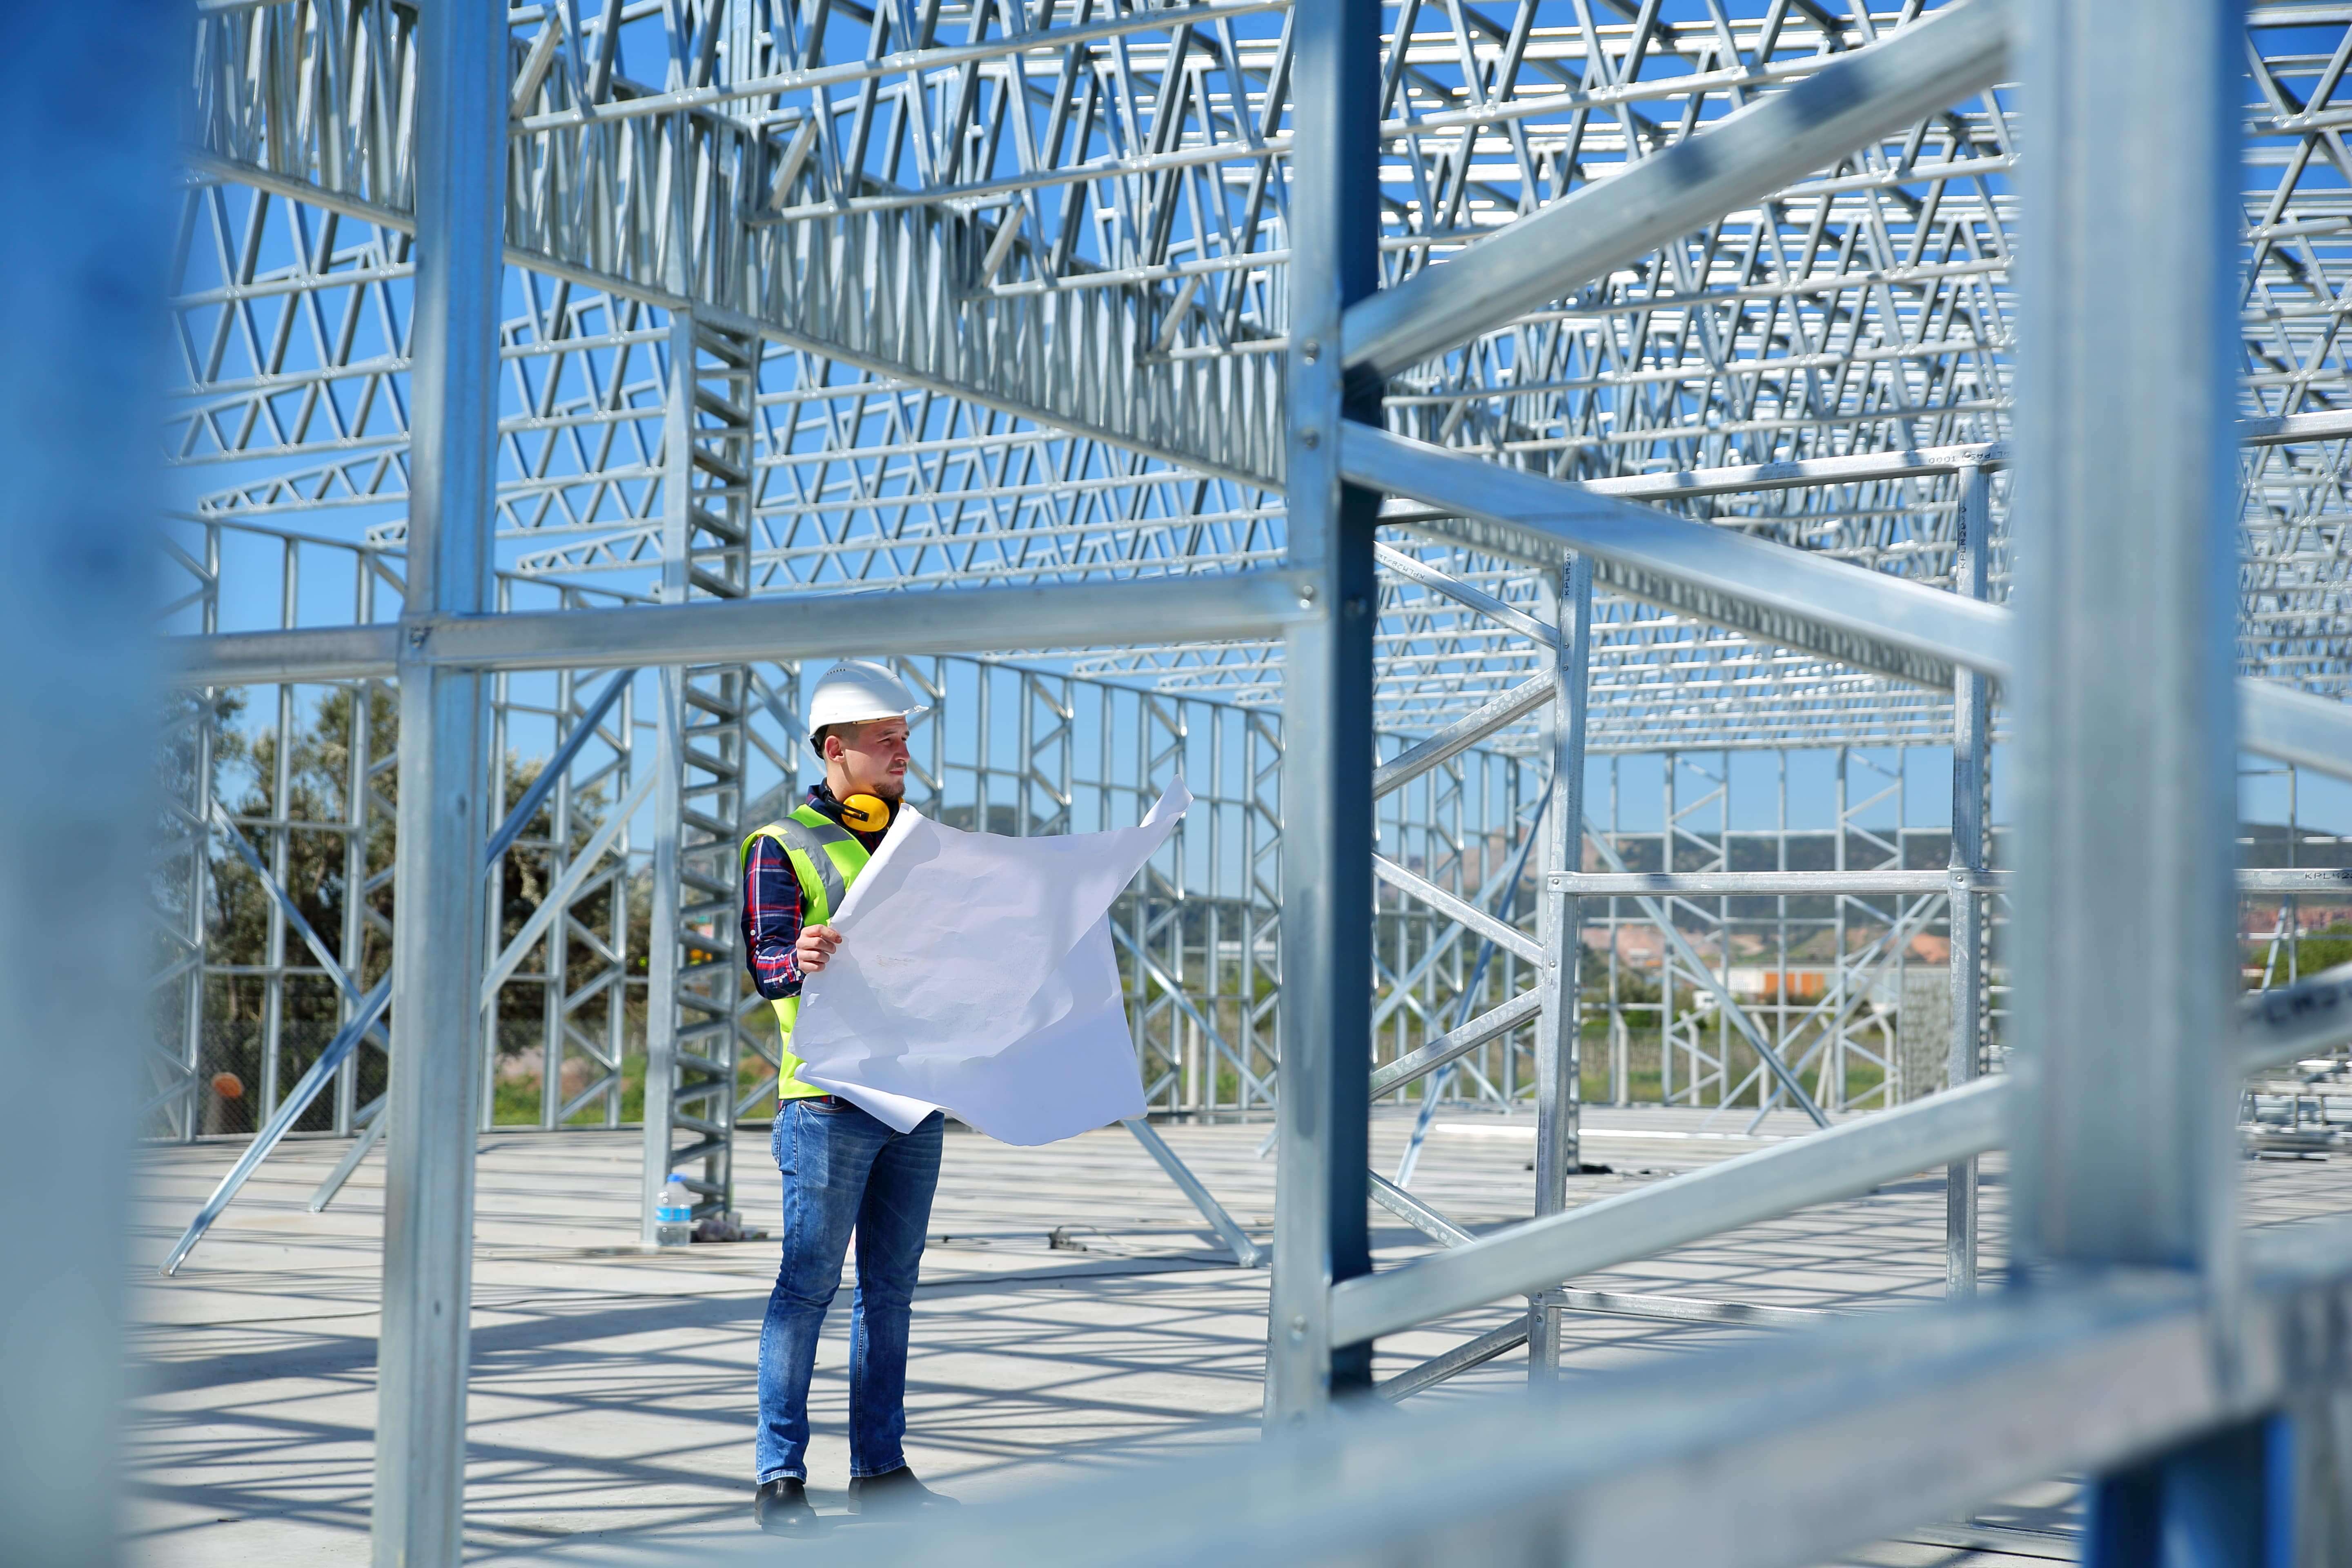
left=806, top=660, right=927, bottom=749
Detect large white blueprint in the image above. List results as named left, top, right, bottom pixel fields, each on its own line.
left=789, top=780, right=1191, bottom=1145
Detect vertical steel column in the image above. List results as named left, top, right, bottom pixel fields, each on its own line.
left=2011, top=0, right=2259, bottom=1559
left=641, top=287, right=756, bottom=1230
left=337, top=648, right=376, bottom=1137
left=180, top=681, right=218, bottom=1142
left=641, top=666, right=685, bottom=1241
left=1530, top=555, right=1593, bottom=1377
left=1265, top=0, right=1381, bottom=1424
left=609, top=677, right=641, bottom=1129
left=376, top=0, right=503, bottom=1561
left=1660, top=759, right=1676, bottom=1105
left=1607, top=757, right=1627, bottom=1105
left=2285, top=765, right=2301, bottom=981
left=0, top=3, right=172, bottom=1558
left=1946, top=465, right=1991, bottom=1298
left=1201, top=710, right=1225, bottom=1115
left=673, top=326, right=755, bottom=1223
left=541, top=670, right=573, bottom=1130
left=1247, top=710, right=1283, bottom=1117
left=641, top=0, right=757, bottom=1220
left=1830, top=748, right=1849, bottom=1108
left=482, top=648, right=512, bottom=1131
left=171, top=523, right=227, bottom=1143
left=1773, top=751, right=1792, bottom=1116
left=2012, top=0, right=2241, bottom=1286
left=264, top=605, right=295, bottom=1116
left=640, top=308, right=695, bottom=1244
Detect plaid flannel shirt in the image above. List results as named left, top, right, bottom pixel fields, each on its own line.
left=740, top=786, right=891, bottom=1000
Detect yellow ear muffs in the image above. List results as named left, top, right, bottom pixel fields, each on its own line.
left=840, top=793, right=891, bottom=833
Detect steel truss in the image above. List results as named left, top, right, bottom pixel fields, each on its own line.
left=1245, top=3, right=2352, bottom=1564
left=111, top=0, right=2352, bottom=1563
left=168, top=1, right=2352, bottom=726
left=158, top=615, right=1557, bottom=1140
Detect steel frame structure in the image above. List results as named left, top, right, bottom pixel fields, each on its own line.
left=69, top=0, right=2352, bottom=1562
left=1243, top=3, right=2352, bottom=1564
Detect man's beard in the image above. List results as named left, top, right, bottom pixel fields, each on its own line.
left=872, top=775, right=906, bottom=802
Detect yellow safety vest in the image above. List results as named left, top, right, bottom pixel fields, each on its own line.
left=742, top=803, right=874, bottom=1102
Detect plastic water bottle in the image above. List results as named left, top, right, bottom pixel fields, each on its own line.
left=655, top=1176, right=694, bottom=1248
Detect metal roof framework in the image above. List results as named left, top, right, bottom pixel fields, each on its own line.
left=165, top=0, right=2352, bottom=747
left=115, top=0, right=2352, bottom=1563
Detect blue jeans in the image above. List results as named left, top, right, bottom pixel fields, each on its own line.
left=755, top=1098, right=944, bottom=1484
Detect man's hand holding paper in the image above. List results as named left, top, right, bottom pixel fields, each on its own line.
left=787, top=779, right=1192, bottom=1146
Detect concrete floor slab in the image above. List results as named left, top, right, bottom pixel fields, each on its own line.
left=123, top=1108, right=2351, bottom=1564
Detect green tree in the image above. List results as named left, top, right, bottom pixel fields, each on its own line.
left=191, top=687, right=638, bottom=1129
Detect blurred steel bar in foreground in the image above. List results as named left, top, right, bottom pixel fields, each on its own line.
left=0, top=4, right=175, bottom=1561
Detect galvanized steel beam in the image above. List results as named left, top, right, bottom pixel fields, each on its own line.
left=1340, top=0, right=2014, bottom=379
left=1528, top=555, right=1592, bottom=1376
left=1264, top=0, right=1381, bottom=1426
left=374, top=2, right=503, bottom=1559
left=2006, top=0, right=2243, bottom=1284
left=163, top=572, right=1325, bottom=685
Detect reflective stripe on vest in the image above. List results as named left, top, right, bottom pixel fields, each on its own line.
left=741, top=804, right=873, bottom=1102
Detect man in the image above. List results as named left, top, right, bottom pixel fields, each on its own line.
left=737, top=660, right=958, bottom=1534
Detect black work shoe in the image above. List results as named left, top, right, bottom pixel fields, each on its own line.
left=846, top=1466, right=957, bottom=1516
left=755, top=1476, right=818, bottom=1535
